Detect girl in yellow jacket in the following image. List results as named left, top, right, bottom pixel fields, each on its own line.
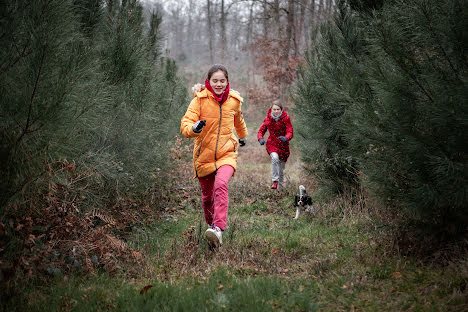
left=180, top=65, right=248, bottom=247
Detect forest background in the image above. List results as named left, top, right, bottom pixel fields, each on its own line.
left=1, top=0, right=466, bottom=310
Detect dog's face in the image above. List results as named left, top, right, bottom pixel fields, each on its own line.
left=295, top=194, right=312, bottom=207
left=294, top=186, right=313, bottom=208
left=297, top=193, right=305, bottom=206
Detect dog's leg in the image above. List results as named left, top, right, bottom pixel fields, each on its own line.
left=294, top=207, right=301, bottom=219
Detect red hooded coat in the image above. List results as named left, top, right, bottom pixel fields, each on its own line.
left=257, top=108, right=293, bottom=162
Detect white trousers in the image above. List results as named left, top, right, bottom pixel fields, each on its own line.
left=270, top=152, right=285, bottom=190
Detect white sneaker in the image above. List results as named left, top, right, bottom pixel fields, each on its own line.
left=205, top=225, right=222, bottom=247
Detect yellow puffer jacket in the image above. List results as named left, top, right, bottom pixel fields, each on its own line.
left=180, top=89, right=248, bottom=178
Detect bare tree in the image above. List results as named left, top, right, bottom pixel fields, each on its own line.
left=318, top=0, right=324, bottom=22
left=262, top=0, right=269, bottom=38
left=327, top=0, right=333, bottom=16
left=274, top=0, right=281, bottom=39
left=207, top=0, right=214, bottom=63
left=280, top=0, right=294, bottom=101
left=296, top=0, right=308, bottom=54
left=220, top=0, right=228, bottom=58
left=246, top=2, right=256, bottom=84
left=139, top=0, right=335, bottom=95
left=187, top=0, right=194, bottom=47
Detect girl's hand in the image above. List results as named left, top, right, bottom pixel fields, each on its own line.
left=259, top=138, right=265, bottom=145
left=239, top=138, right=246, bottom=147
left=279, top=136, right=287, bottom=142
left=192, top=120, right=206, bottom=133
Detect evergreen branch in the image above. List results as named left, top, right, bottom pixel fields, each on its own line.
left=0, top=0, right=43, bottom=73
left=32, top=69, right=78, bottom=127
left=0, top=0, right=30, bottom=42
left=168, top=84, right=176, bottom=112
left=424, top=50, right=451, bottom=84
left=72, top=101, right=98, bottom=122
left=334, top=19, right=360, bottom=64
left=0, top=40, right=32, bottom=74
left=377, top=22, right=434, bottom=103
left=417, top=1, right=458, bottom=77
left=16, top=43, right=47, bottom=145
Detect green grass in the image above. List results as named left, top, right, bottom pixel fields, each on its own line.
left=5, top=132, right=467, bottom=311
left=18, top=270, right=321, bottom=312
left=9, top=196, right=467, bottom=311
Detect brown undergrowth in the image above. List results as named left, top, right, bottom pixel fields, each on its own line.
left=0, top=137, right=196, bottom=293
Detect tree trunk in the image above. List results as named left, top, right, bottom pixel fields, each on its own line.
left=318, top=0, right=324, bottom=22
left=327, top=0, right=333, bottom=17
left=274, top=0, right=281, bottom=40
left=246, top=2, right=255, bottom=84
left=296, top=0, right=307, bottom=55
left=220, top=0, right=227, bottom=59
left=262, top=0, right=269, bottom=38
left=305, top=0, right=315, bottom=48
left=280, top=0, right=294, bottom=102
left=207, top=0, right=214, bottom=63
left=187, top=0, right=194, bottom=48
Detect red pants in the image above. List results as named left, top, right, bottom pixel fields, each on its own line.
left=198, top=165, right=234, bottom=230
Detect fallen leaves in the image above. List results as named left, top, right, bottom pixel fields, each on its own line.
left=391, top=271, right=402, bottom=279
left=139, top=285, right=153, bottom=294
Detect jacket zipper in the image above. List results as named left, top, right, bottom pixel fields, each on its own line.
left=214, top=103, right=222, bottom=169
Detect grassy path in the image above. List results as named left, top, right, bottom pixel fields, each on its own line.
left=17, top=129, right=467, bottom=311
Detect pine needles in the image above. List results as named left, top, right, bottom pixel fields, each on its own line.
left=0, top=0, right=187, bottom=290
left=293, top=0, right=467, bottom=239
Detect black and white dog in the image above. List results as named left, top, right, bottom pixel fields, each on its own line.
left=294, top=185, right=314, bottom=219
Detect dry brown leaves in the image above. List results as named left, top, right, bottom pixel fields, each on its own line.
left=1, top=136, right=206, bottom=286
left=0, top=159, right=156, bottom=286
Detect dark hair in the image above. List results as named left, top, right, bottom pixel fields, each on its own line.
left=271, top=100, right=283, bottom=110
left=207, top=64, right=229, bottom=81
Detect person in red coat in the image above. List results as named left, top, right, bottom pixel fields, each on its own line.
left=257, top=101, right=293, bottom=191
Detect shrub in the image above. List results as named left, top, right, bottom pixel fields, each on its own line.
left=294, top=0, right=467, bottom=236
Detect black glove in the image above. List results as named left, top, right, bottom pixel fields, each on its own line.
left=239, top=138, right=246, bottom=147
left=279, top=136, right=287, bottom=142
left=192, top=120, right=206, bottom=133
left=259, top=138, right=265, bottom=145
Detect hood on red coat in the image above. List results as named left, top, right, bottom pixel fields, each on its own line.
left=266, top=108, right=289, bottom=121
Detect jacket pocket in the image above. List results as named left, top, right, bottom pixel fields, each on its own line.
left=231, top=137, right=237, bottom=152
left=195, top=137, right=204, bottom=159
left=218, top=137, right=236, bottom=155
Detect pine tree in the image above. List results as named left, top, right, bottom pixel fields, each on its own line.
left=350, top=0, right=468, bottom=234
left=0, top=0, right=187, bottom=211
left=0, top=0, right=106, bottom=207
left=0, top=0, right=188, bottom=286
left=92, top=0, right=186, bottom=199
left=294, top=0, right=467, bottom=236
left=293, top=2, right=366, bottom=196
